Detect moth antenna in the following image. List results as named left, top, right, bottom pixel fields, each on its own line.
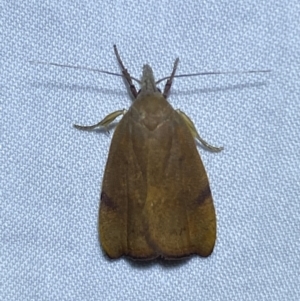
left=29, top=59, right=141, bottom=84
left=29, top=60, right=124, bottom=77
left=156, top=69, right=271, bottom=84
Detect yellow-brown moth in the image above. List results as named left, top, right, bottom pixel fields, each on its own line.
left=74, top=45, right=223, bottom=260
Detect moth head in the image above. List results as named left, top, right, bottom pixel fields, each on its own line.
left=139, top=64, right=161, bottom=96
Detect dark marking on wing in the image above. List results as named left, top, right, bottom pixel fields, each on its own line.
left=195, top=185, right=211, bottom=205
left=101, top=191, right=117, bottom=210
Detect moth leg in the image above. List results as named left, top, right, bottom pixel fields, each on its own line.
left=177, top=109, right=224, bottom=152
left=74, top=109, right=126, bottom=131
left=113, top=45, right=138, bottom=98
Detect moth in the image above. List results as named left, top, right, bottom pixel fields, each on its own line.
left=74, top=45, right=223, bottom=260
left=30, top=45, right=269, bottom=260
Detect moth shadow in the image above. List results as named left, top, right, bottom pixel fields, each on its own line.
left=126, top=257, right=192, bottom=269
left=94, top=122, right=119, bottom=134
left=30, top=81, right=128, bottom=97
left=172, top=81, right=269, bottom=96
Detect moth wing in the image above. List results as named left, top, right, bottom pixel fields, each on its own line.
left=174, top=110, right=216, bottom=257
left=99, top=113, right=156, bottom=260
left=143, top=110, right=216, bottom=258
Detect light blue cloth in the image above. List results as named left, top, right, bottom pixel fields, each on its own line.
left=2, top=1, right=300, bottom=300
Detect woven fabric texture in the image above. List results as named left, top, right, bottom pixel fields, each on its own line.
left=2, top=1, right=300, bottom=300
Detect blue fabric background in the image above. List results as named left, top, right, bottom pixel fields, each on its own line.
left=2, top=1, right=300, bottom=300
